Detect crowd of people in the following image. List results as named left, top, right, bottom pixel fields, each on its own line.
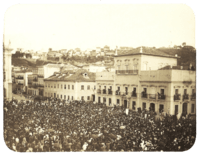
left=4, top=98, right=196, bottom=152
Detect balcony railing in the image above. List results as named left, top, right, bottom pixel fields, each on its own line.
left=116, top=90, right=121, bottom=95
left=141, top=93, right=148, bottom=98
left=38, top=84, right=44, bottom=87
left=38, top=75, right=44, bottom=78
left=15, top=77, right=24, bottom=80
left=182, top=94, right=189, bottom=101
left=149, top=94, right=156, bottom=99
left=191, top=94, right=196, bottom=100
left=108, top=90, right=113, bottom=95
left=33, top=78, right=38, bottom=82
left=18, top=83, right=24, bottom=85
left=174, top=94, right=181, bottom=101
left=103, top=89, right=106, bottom=94
left=158, top=94, right=165, bottom=100
left=131, top=92, right=137, bottom=97
left=29, top=84, right=38, bottom=88
left=116, top=70, right=138, bottom=75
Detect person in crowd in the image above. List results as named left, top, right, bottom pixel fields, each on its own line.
left=4, top=97, right=196, bottom=152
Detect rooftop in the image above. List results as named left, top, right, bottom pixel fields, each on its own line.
left=44, top=69, right=96, bottom=82
left=159, top=65, right=195, bottom=71
left=116, top=47, right=178, bottom=58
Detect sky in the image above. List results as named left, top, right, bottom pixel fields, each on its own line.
left=4, top=4, right=195, bottom=52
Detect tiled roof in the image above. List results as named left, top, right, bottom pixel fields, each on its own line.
left=44, top=69, right=96, bottom=82
left=117, top=47, right=176, bottom=58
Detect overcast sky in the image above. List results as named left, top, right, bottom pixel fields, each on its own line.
left=4, top=4, right=195, bottom=52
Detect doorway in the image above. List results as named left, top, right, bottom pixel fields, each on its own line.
left=159, top=104, right=164, bottom=113
left=92, top=95, right=95, bottom=101
left=150, top=103, right=155, bottom=112
left=98, top=97, right=101, bottom=103
left=175, top=105, right=178, bottom=115
left=182, top=103, right=188, bottom=114
left=124, top=100, right=127, bottom=108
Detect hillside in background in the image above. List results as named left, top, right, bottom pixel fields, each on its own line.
left=12, top=58, right=36, bottom=67
left=12, top=48, right=196, bottom=68
left=157, top=48, right=196, bottom=67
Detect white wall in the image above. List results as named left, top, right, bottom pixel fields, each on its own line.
left=141, top=55, right=177, bottom=71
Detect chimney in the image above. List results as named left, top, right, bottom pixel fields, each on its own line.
left=140, top=47, right=143, bottom=53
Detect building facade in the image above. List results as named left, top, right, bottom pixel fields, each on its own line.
left=44, top=70, right=96, bottom=101
left=95, top=47, right=196, bottom=115
left=28, top=67, right=44, bottom=96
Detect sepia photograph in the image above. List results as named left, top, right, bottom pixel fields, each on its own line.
left=2, top=2, right=197, bottom=153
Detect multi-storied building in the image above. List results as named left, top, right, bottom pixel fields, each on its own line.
left=13, top=69, right=33, bottom=94
left=27, top=66, right=44, bottom=96
left=44, top=69, right=96, bottom=101
left=95, top=47, right=196, bottom=115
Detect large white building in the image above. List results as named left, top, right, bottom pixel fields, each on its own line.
left=95, top=47, right=196, bottom=115
left=44, top=69, right=96, bottom=101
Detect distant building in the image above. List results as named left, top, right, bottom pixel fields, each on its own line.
left=44, top=69, right=96, bottom=101
left=96, top=47, right=101, bottom=53
left=75, top=48, right=81, bottom=52
left=60, top=49, right=68, bottom=54
left=105, top=50, right=115, bottom=56
left=120, top=47, right=134, bottom=51
left=104, top=45, right=110, bottom=52
left=82, top=64, right=107, bottom=72
left=90, top=50, right=96, bottom=57
left=47, top=48, right=62, bottom=58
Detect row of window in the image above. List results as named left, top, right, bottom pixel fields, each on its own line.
left=45, top=84, right=75, bottom=90
left=98, top=97, right=195, bottom=114
left=99, top=85, right=195, bottom=95
left=45, top=84, right=96, bottom=90
left=44, top=92, right=90, bottom=100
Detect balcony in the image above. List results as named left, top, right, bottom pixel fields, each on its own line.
left=15, top=77, right=24, bottom=80
left=33, top=78, right=38, bottom=82
left=174, top=94, right=181, bottom=101
left=103, top=89, right=106, bottom=94
left=182, top=94, right=189, bottom=101
left=141, top=93, right=148, bottom=98
left=38, top=75, right=44, bottom=78
left=149, top=94, right=156, bottom=99
left=158, top=94, right=165, bottom=100
left=116, top=70, right=138, bottom=75
left=29, top=84, right=38, bottom=88
left=191, top=94, right=196, bottom=100
left=131, top=92, right=137, bottom=97
left=108, top=90, right=113, bottom=95
left=116, top=90, right=121, bottom=95
left=38, top=84, right=44, bottom=88
left=18, top=82, right=24, bottom=85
